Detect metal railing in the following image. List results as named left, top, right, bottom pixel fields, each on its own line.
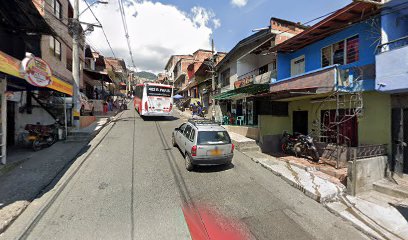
left=377, top=35, right=408, bottom=53
left=349, top=144, right=388, bottom=159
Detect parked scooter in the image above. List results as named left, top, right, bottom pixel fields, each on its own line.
left=281, top=131, right=320, bottom=162
left=25, top=120, right=60, bottom=151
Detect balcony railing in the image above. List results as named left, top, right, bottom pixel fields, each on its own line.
left=271, top=65, right=339, bottom=93
left=377, top=35, right=408, bottom=53
left=235, top=70, right=276, bottom=89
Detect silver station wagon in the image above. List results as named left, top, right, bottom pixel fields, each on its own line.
left=172, top=119, right=234, bottom=171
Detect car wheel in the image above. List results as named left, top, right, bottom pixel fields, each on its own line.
left=185, top=154, right=194, bottom=171
left=172, top=135, right=177, bottom=147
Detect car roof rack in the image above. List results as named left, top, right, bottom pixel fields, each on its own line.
left=188, top=118, right=220, bottom=127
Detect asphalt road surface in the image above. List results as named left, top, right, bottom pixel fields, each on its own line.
left=11, top=109, right=368, bottom=240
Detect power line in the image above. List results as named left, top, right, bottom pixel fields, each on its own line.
left=82, top=0, right=116, bottom=58
left=118, top=0, right=136, bottom=68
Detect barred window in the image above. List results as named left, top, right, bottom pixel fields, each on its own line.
left=332, top=40, right=345, bottom=65
left=321, top=46, right=332, bottom=67
left=346, top=35, right=359, bottom=64
left=321, top=35, right=359, bottom=67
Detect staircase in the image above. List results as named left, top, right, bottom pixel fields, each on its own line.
left=65, top=130, right=91, bottom=142
left=373, top=175, right=408, bottom=199
left=228, top=132, right=260, bottom=152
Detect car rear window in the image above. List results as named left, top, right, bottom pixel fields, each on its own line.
left=197, top=131, right=231, bottom=145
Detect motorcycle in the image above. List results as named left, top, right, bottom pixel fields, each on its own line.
left=25, top=121, right=60, bottom=151
left=198, top=107, right=207, bottom=117
left=281, top=131, right=320, bottom=162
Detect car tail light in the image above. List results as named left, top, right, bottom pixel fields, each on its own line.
left=144, top=101, right=148, bottom=111
left=231, top=144, right=235, bottom=153
left=169, top=103, right=173, bottom=111
left=191, top=145, right=197, bottom=157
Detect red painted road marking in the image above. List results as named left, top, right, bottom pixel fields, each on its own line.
left=182, top=204, right=250, bottom=240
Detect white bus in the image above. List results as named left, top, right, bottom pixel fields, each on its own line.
left=133, top=83, right=173, bottom=117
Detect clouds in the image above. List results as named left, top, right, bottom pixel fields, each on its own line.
left=78, top=0, right=219, bottom=73
left=230, top=0, right=248, bottom=8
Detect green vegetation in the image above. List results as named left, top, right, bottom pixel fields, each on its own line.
left=135, top=71, right=157, bottom=80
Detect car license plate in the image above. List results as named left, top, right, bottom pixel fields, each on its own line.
left=210, top=149, right=222, bottom=156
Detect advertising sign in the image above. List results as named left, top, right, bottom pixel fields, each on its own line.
left=22, top=56, right=52, bottom=87
left=234, top=76, right=253, bottom=89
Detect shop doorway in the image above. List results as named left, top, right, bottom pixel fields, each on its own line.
left=293, top=111, right=308, bottom=135
left=236, top=100, right=243, bottom=116
left=392, top=108, right=408, bottom=174
left=7, top=101, right=15, bottom=146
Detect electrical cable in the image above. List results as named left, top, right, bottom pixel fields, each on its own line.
left=118, top=0, right=137, bottom=68
left=82, top=0, right=116, bottom=58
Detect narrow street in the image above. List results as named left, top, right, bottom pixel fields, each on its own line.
left=8, top=109, right=367, bottom=240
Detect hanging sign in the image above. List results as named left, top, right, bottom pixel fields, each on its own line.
left=21, top=56, right=52, bottom=87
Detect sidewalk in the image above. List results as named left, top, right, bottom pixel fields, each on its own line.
left=228, top=133, right=408, bottom=240
left=0, top=114, right=115, bottom=233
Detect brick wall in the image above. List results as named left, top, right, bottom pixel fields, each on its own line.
left=270, top=19, right=305, bottom=35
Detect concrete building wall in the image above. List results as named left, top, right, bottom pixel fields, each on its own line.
left=347, top=156, right=388, bottom=194
left=12, top=92, right=55, bottom=142
left=258, top=92, right=391, bottom=153
left=259, top=115, right=291, bottom=153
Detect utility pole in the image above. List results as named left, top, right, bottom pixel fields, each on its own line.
left=72, top=0, right=81, bottom=129
left=211, top=39, right=215, bottom=95
left=210, top=39, right=217, bottom=120
left=71, top=1, right=106, bottom=129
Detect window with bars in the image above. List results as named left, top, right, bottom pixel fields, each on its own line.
left=49, top=36, right=61, bottom=60
left=321, top=35, right=359, bottom=67
left=346, top=35, right=359, bottom=64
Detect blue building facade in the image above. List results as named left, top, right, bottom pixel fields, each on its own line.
left=276, top=18, right=379, bottom=92
left=375, top=0, right=408, bottom=175
left=258, top=2, right=392, bottom=174
left=376, top=0, right=408, bottom=93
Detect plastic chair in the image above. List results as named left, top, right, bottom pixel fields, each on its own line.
left=236, top=116, right=244, bottom=125
left=223, top=116, right=229, bottom=125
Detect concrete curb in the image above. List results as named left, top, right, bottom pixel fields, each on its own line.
left=0, top=111, right=123, bottom=240
left=239, top=149, right=408, bottom=240
left=241, top=150, right=345, bottom=203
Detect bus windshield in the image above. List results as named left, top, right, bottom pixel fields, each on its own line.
left=147, top=86, right=172, bottom=97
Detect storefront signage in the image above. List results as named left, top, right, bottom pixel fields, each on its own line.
left=234, top=76, right=253, bottom=89
left=21, top=56, right=52, bottom=87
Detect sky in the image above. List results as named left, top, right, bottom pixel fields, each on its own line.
left=79, top=0, right=352, bottom=73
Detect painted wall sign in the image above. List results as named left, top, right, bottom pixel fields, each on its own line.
left=22, top=56, right=52, bottom=87
left=234, top=76, right=253, bottom=89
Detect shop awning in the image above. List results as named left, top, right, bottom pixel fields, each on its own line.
left=214, top=84, right=269, bottom=100
left=83, top=68, right=112, bottom=83
left=0, top=51, right=73, bottom=95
